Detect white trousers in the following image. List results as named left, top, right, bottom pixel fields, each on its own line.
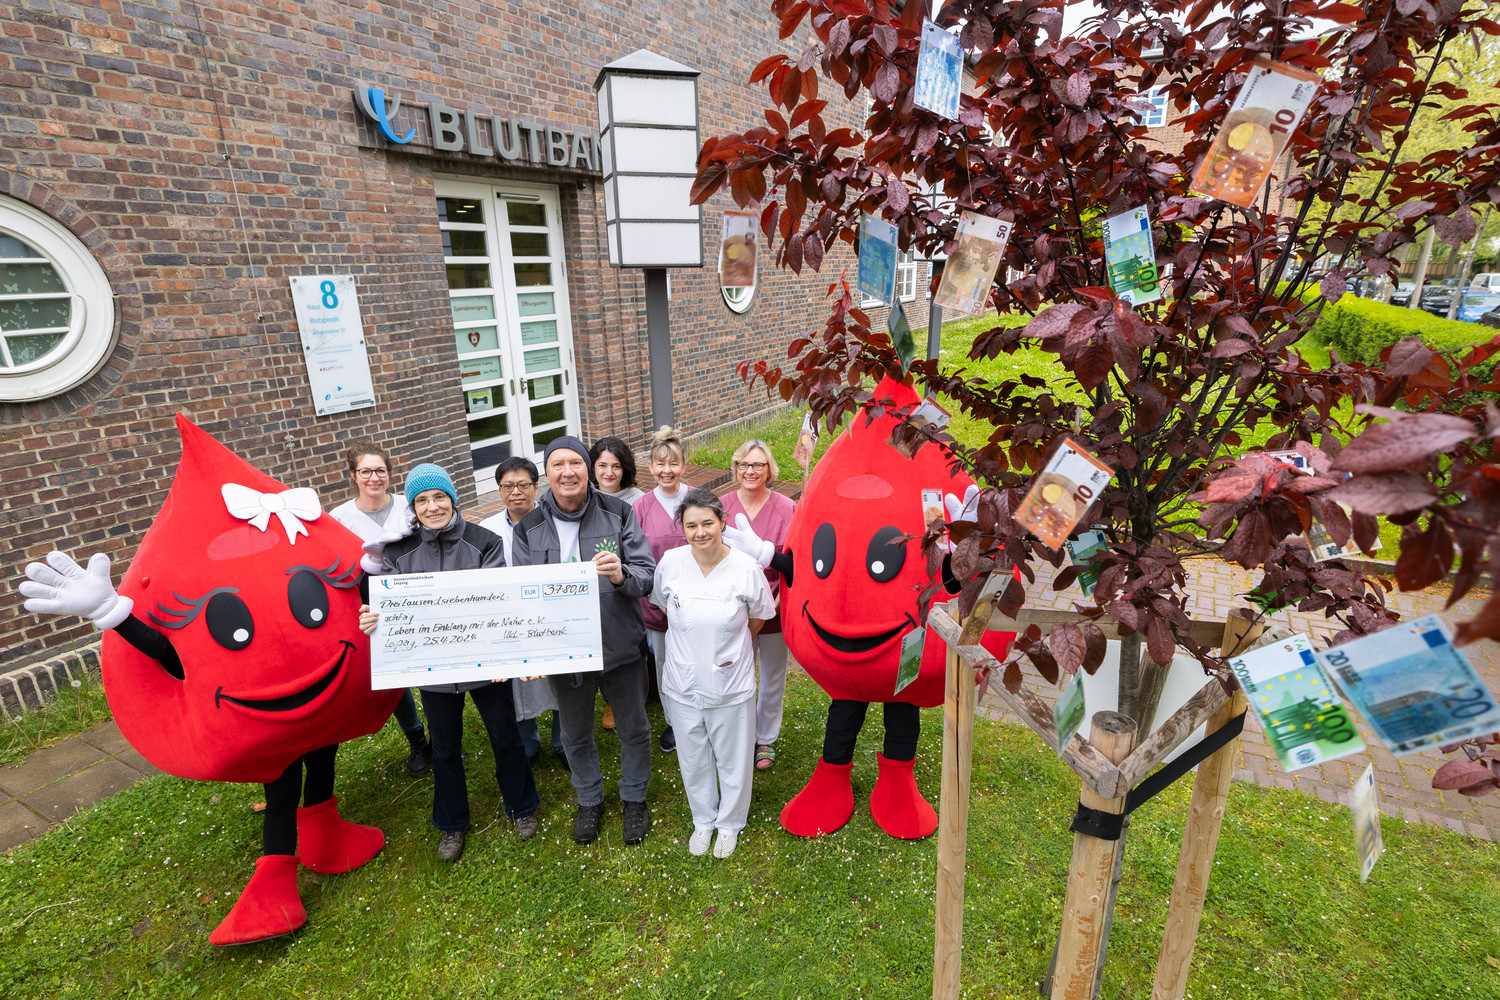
left=647, top=629, right=672, bottom=730
left=753, top=632, right=790, bottom=745
left=663, top=694, right=755, bottom=834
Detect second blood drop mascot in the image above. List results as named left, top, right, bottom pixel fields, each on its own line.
left=729, top=379, right=1016, bottom=839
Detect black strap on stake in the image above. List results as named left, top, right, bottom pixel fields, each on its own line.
left=1068, top=712, right=1248, bottom=842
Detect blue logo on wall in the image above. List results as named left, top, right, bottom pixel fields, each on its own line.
left=354, top=87, right=415, bottom=144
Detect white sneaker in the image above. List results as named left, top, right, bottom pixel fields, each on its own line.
left=688, top=828, right=713, bottom=856
left=712, top=829, right=738, bottom=858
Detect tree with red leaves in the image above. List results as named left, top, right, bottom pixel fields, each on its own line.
left=692, top=0, right=1500, bottom=757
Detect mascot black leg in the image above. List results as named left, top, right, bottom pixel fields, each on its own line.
left=869, top=700, right=936, bottom=839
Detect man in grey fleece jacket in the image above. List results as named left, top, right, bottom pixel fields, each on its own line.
left=510, top=436, right=657, bottom=846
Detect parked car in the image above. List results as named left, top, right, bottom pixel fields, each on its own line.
left=1481, top=307, right=1500, bottom=329
left=1418, top=279, right=1460, bottom=316
left=1468, top=272, right=1500, bottom=295
left=1389, top=282, right=1413, bottom=307
left=1457, top=290, right=1500, bottom=324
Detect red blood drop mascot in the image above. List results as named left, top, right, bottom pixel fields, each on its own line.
left=19, top=416, right=399, bottom=945
left=730, top=379, right=1015, bottom=839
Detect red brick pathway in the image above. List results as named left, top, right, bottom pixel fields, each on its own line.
left=978, top=556, right=1500, bottom=841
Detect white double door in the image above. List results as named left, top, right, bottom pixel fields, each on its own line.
left=436, top=178, right=580, bottom=492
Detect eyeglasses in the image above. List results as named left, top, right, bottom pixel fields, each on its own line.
left=735, top=462, right=769, bottom=472
left=499, top=481, right=537, bottom=494
left=355, top=468, right=388, bottom=479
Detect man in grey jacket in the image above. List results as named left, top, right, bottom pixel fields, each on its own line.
left=511, top=436, right=657, bottom=846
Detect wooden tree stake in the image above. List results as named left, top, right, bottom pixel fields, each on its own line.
left=1050, top=711, right=1138, bottom=1000
left=1150, top=610, right=1267, bottom=998
left=1150, top=688, right=1248, bottom=999
left=932, top=643, right=975, bottom=1000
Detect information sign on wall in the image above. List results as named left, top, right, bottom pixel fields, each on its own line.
left=289, top=275, right=377, bottom=416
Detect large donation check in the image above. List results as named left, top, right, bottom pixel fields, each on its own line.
left=368, top=562, right=603, bottom=689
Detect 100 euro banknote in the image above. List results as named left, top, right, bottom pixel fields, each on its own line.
left=1230, top=633, right=1364, bottom=772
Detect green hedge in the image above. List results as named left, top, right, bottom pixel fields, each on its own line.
left=1309, top=295, right=1499, bottom=366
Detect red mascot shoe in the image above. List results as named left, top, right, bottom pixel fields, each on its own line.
left=296, top=796, right=384, bottom=874
left=209, top=855, right=306, bottom=946
left=868, top=753, right=938, bottom=840
left=779, top=757, right=855, bottom=837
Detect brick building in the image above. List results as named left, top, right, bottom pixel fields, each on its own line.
left=0, top=0, right=933, bottom=671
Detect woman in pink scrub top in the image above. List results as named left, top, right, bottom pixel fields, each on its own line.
left=719, top=439, right=795, bottom=769
left=633, top=425, right=689, bottom=753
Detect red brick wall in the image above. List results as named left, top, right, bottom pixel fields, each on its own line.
left=0, top=0, right=926, bottom=669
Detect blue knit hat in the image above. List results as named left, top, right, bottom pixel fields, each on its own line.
left=405, top=463, right=458, bottom=508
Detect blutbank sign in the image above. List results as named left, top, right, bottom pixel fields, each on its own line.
left=353, top=86, right=601, bottom=173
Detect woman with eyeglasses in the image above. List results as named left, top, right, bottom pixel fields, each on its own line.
left=719, top=439, right=795, bottom=771
left=329, top=441, right=430, bottom=777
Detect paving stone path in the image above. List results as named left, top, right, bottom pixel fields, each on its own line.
left=0, top=721, right=161, bottom=852
left=979, top=556, right=1500, bottom=842
left=2, top=548, right=1495, bottom=854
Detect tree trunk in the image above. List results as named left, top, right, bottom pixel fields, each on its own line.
left=1446, top=205, right=1494, bottom=320
left=1408, top=227, right=1435, bottom=310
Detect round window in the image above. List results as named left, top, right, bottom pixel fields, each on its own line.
left=722, top=283, right=755, bottom=314
left=0, top=196, right=115, bottom=402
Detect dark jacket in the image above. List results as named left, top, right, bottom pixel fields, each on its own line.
left=383, top=513, right=505, bottom=694
left=510, top=488, right=654, bottom=671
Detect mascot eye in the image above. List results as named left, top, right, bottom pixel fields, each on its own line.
left=204, top=592, right=254, bottom=650
left=287, top=570, right=329, bottom=629
left=866, top=526, right=906, bottom=583
left=812, top=522, right=836, bottom=578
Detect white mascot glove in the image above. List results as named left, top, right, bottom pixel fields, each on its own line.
left=722, top=513, right=774, bottom=568
left=360, top=521, right=413, bottom=576
left=939, top=485, right=981, bottom=554
left=20, top=551, right=134, bottom=630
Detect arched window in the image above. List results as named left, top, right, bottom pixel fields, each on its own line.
left=0, top=196, right=116, bottom=401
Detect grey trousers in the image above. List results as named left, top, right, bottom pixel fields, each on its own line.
left=550, top=657, right=652, bottom=808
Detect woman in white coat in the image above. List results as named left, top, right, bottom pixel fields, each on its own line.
left=650, top=488, right=774, bottom=858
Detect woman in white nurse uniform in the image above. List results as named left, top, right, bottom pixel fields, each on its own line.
left=650, top=488, right=775, bottom=858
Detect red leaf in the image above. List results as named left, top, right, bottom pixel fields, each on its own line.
left=1433, top=758, right=1497, bottom=791
left=873, top=63, right=899, bottom=106
left=690, top=163, right=727, bottom=206
left=1352, top=511, right=1380, bottom=553
left=1105, top=600, right=1138, bottom=632
left=1455, top=589, right=1500, bottom=646
left=749, top=54, right=789, bottom=84
left=1080, top=623, right=1107, bottom=675
left=1384, top=337, right=1434, bottom=378
left=1395, top=519, right=1453, bottom=592
left=1146, top=615, right=1175, bottom=666
left=1332, top=412, right=1476, bottom=474
left=804, top=233, right=825, bottom=271
left=1203, top=474, right=1260, bottom=502
left=885, top=177, right=910, bottom=213
left=785, top=233, right=804, bottom=273
left=1210, top=338, right=1254, bottom=358
left=1326, top=472, right=1437, bottom=515
left=1051, top=622, right=1086, bottom=674
left=1074, top=337, right=1114, bottom=391
left=1320, top=3, right=1369, bottom=23
left=1320, top=272, right=1347, bottom=304
left=1002, top=657, right=1024, bottom=693
left=764, top=108, right=790, bottom=135
left=1024, top=303, right=1089, bottom=341
left=791, top=99, right=827, bottom=129
left=1066, top=70, right=1091, bottom=106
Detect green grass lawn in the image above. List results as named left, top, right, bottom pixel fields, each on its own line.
left=0, top=673, right=113, bottom=768
left=3, top=673, right=1499, bottom=999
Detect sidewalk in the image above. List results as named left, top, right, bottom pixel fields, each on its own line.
left=978, top=556, right=1500, bottom=842
left=0, top=721, right=160, bottom=852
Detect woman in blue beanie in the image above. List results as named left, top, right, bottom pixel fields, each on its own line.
left=358, top=463, right=540, bottom=862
